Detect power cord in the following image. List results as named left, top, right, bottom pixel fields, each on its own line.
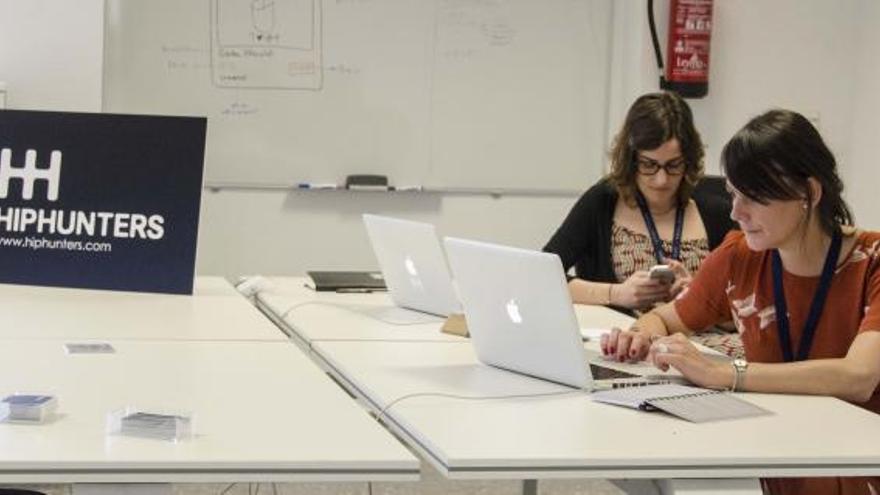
left=374, top=389, right=582, bottom=423
left=279, top=300, right=339, bottom=319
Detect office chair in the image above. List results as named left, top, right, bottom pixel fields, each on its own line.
left=693, top=174, right=728, bottom=201
left=693, top=174, right=732, bottom=215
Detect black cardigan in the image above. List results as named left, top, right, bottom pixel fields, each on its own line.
left=543, top=178, right=736, bottom=284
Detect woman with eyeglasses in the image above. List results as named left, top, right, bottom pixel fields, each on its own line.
left=603, top=109, right=880, bottom=495
left=544, top=91, right=735, bottom=312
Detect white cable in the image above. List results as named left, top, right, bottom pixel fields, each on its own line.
left=279, top=300, right=341, bottom=319
left=375, top=389, right=581, bottom=423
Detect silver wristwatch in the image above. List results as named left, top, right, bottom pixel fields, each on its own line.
left=731, top=358, right=749, bottom=392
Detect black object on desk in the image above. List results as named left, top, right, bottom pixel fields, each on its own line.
left=345, top=174, right=389, bottom=190
left=306, top=271, right=387, bottom=292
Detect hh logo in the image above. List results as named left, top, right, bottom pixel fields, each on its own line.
left=0, top=149, right=62, bottom=201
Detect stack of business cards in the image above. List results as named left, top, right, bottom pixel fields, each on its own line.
left=1, top=394, right=58, bottom=422
left=111, top=409, right=193, bottom=441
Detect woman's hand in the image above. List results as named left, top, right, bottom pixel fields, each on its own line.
left=600, top=327, right=655, bottom=363
left=648, top=333, right=732, bottom=389
left=611, top=271, right=671, bottom=309
left=664, top=259, right=693, bottom=299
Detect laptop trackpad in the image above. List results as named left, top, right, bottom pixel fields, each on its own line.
left=589, top=363, right=639, bottom=380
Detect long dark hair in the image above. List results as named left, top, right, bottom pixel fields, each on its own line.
left=721, top=109, right=853, bottom=235
left=608, top=91, right=704, bottom=206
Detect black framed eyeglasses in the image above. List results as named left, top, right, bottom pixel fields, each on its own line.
left=634, top=155, right=687, bottom=176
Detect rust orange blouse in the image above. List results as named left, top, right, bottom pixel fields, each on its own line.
left=675, top=230, right=880, bottom=495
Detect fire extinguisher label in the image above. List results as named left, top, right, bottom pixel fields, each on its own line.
left=667, top=0, right=713, bottom=83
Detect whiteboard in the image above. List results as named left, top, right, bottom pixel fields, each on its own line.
left=103, top=0, right=612, bottom=191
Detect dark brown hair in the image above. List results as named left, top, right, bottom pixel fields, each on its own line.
left=608, top=92, right=705, bottom=206
left=722, top=109, right=852, bottom=235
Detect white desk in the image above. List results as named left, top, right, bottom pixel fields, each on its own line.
left=312, top=340, right=880, bottom=487
left=0, top=277, right=286, bottom=342
left=252, top=279, right=852, bottom=494
left=254, top=276, right=637, bottom=347
left=573, top=304, right=636, bottom=331
left=254, top=276, right=463, bottom=346
left=0, top=339, right=418, bottom=486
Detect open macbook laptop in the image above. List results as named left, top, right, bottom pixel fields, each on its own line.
left=443, top=236, right=678, bottom=390
left=362, top=214, right=461, bottom=322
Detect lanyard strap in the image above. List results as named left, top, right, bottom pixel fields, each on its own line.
left=635, top=191, right=685, bottom=264
left=771, top=228, right=843, bottom=362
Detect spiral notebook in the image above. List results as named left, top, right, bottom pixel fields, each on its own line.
left=591, top=383, right=771, bottom=423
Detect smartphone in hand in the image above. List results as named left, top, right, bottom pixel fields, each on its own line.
left=649, top=264, right=675, bottom=284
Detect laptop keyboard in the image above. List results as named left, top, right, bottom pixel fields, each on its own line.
left=589, top=363, right=640, bottom=380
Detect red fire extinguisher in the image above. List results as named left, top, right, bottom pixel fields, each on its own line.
left=648, top=0, right=713, bottom=98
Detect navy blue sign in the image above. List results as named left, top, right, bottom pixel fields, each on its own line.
left=0, top=110, right=206, bottom=294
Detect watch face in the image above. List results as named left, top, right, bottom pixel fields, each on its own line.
left=734, top=358, right=748, bottom=369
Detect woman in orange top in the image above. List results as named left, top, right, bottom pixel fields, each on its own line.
left=602, top=109, right=880, bottom=495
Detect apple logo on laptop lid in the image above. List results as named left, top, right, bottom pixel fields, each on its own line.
left=404, top=256, right=418, bottom=276
left=404, top=255, right=424, bottom=290
left=506, top=298, right=523, bottom=324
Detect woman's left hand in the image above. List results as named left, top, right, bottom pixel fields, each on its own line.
left=664, top=259, right=693, bottom=300
left=647, top=333, right=731, bottom=389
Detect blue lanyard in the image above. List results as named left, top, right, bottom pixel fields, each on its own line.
left=634, top=190, right=685, bottom=264
left=770, top=228, right=842, bottom=362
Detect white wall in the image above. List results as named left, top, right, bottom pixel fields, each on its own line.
left=691, top=0, right=860, bottom=177
left=199, top=189, right=575, bottom=276
left=843, top=0, right=880, bottom=228
left=201, top=0, right=876, bottom=278
left=0, top=0, right=103, bottom=111
left=609, top=0, right=862, bottom=175
left=1, top=0, right=879, bottom=278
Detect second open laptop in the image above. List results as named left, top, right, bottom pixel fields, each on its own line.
left=363, top=214, right=461, bottom=319
left=443, top=236, right=676, bottom=390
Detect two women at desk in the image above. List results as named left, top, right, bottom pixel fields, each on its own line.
left=548, top=92, right=880, bottom=494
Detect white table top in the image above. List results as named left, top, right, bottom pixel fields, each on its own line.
left=255, top=276, right=637, bottom=346
left=255, top=276, right=463, bottom=344
left=573, top=304, right=635, bottom=332
left=313, top=339, right=880, bottom=480
left=0, top=339, right=418, bottom=483
left=0, top=277, right=286, bottom=342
